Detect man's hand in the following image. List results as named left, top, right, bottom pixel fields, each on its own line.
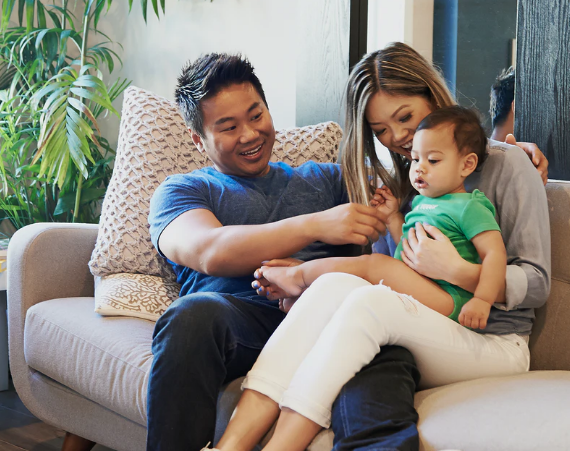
left=311, top=203, right=386, bottom=246
left=458, top=297, right=491, bottom=329
left=505, top=134, right=548, bottom=185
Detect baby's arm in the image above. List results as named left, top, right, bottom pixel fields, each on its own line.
left=371, top=187, right=405, bottom=243
left=458, top=230, right=507, bottom=329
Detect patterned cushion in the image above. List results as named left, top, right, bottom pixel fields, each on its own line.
left=90, top=86, right=342, bottom=320
left=94, top=274, right=180, bottom=321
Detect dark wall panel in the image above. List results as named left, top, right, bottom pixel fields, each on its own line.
left=516, top=0, right=570, bottom=180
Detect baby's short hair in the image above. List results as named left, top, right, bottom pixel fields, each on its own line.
left=417, top=105, right=488, bottom=169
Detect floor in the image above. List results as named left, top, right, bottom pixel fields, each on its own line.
left=0, top=383, right=114, bottom=451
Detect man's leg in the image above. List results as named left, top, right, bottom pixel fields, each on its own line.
left=331, top=346, right=421, bottom=451
left=146, top=292, right=284, bottom=451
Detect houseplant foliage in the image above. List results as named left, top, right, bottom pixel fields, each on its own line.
left=0, top=0, right=165, bottom=229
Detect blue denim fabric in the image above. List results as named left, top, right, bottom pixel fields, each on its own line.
left=146, top=292, right=285, bottom=451
left=331, top=346, right=421, bottom=451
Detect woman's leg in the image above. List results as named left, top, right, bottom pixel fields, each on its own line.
left=216, top=273, right=372, bottom=450
left=280, top=284, right=529, bottom=429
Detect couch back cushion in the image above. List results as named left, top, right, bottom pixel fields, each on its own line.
left=89, top=86, right=342, bottom=320
left=529, top=180, right=570, bottom=370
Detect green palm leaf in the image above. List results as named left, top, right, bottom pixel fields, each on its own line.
left=31, top=66, right=118, bottom=187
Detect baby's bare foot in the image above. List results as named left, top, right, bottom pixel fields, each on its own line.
left=260, top=266, right=305, bottom=298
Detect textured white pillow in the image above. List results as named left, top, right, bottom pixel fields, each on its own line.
left=91, top=86, right=342, bottom=320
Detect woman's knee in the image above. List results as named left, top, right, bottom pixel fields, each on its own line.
left=340, top=285, right=415, bottom=323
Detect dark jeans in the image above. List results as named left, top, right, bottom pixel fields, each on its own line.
left=331, top=346, right=421, bottom=451
left=146, top=292, right=285, bottom=451
left=146, top=292, right=420, bottom=451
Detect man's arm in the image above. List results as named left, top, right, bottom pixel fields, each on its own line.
left=159, top=203, right=386, bottom=277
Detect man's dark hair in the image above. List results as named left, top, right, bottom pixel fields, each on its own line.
left=175, top=53, right=268, bottom=137
left=490, top=67, right=515, bottom=129
left=416, top=105, right=487, bottom=169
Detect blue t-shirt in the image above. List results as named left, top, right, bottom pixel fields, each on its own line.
left=149, top=161, right=358, bottom=297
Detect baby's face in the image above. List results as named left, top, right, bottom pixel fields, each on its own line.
left=409, top=125, right=472, bottom=198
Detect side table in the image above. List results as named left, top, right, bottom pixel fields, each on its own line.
left=0, top=246, right=8, bottom=391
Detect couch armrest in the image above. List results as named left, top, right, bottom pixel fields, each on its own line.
left=7, top=222, right=98, bottom=400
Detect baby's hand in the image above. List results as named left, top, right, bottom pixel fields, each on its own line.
left=458, top=297, right=491, bottom=329
left=371, top=187, right=400, bottom=224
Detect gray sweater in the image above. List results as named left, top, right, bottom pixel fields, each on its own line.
left=464, top=139, right=551, bottom=335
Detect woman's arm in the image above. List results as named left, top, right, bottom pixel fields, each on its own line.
left=399, top=224, right=499, bottom=300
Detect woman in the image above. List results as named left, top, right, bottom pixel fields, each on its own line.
left=209, top=43, right=550, bottom=451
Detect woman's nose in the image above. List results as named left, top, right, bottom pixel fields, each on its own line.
left=392, top=125, right=407, bottom=144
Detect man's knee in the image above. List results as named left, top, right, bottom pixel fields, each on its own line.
left=154, top=293, right=235, bottom=344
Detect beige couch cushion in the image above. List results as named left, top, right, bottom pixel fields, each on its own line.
left=88, top=86, right=342, bottom=321
left=415, top=371, right=570, bottom=451
left=24, top=297, right=154, bottom=426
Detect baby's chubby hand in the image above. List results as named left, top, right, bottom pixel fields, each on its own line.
left=371, top=187, right=400, bottom=224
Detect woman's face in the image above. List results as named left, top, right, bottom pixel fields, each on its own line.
left=365, top=90, right=434, bottom=160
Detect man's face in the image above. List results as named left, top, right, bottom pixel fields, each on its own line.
left=191, top=82, right=275, bottom=178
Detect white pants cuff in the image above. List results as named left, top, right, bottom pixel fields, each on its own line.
left=280, top=391, right=332, bottom=428
left=241, top=371, right=287, bottom=405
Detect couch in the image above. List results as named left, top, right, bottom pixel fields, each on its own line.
left=8, top=87, right=570, bottom=451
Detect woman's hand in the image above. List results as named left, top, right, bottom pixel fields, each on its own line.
left=400, top=223, right=464, bottom=281
left=505, top=134, right=548, bottom=185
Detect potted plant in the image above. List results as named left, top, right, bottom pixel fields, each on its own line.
left=0, top=0, right=166, bottom=231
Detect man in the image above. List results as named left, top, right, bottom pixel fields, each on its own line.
left=147, top=53, right=420, bottom=451
left=489, top=67, right=515, bottom=141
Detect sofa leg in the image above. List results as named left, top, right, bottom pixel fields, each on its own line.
left=61, top=432, right=96, bottom=451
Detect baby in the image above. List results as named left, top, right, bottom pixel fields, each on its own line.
left=256, top=105, right=506, bottom=329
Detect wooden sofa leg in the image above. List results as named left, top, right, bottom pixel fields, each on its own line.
left=61, top=432, right=96, bottom=451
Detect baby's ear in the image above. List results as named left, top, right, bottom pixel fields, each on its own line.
left=461, top=152, right=478, bottom=177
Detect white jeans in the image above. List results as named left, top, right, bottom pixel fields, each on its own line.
left=242, top=273, right=530, bottom=428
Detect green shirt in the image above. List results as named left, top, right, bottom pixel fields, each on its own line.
left=394, top=189, right=501, bottom=321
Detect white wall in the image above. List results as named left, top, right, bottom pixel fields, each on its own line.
left=367, top=0, right=433, bottom=61
left=97, top=0, right=298, bottom=147
left=367, top=0, right=434, bottom=168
